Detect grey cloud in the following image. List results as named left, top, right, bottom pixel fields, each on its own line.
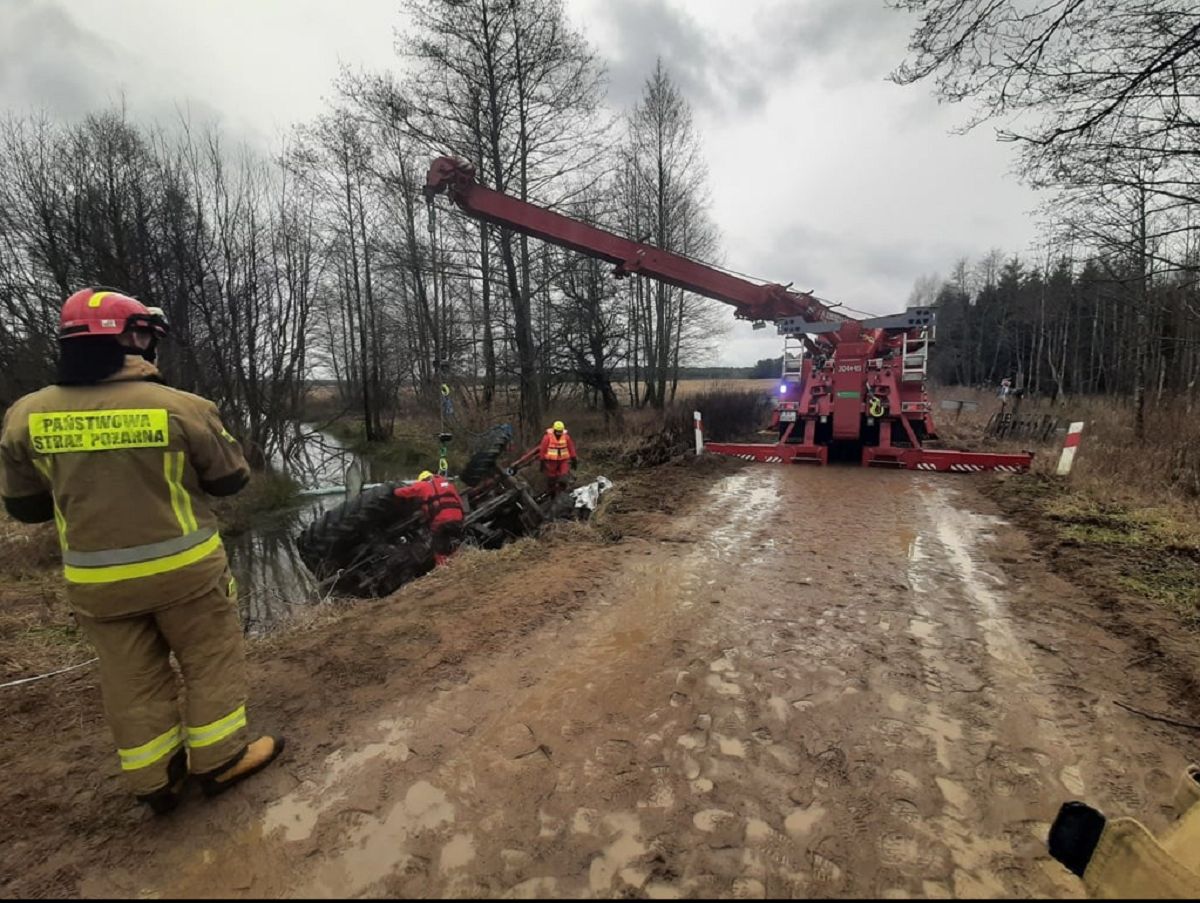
left=757, top=0, right=913, bottom=86
left=0, top=0, right=236, bottom=140
left=599, top=0, right=911, bottom=114
left=600, top=0, right=766, bottom=113
left=741, top=220, right=968, bottom=315
left=0, top=0, right=114, bottom=117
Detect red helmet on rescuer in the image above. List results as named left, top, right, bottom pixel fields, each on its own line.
left=58, top=287, right=169, bottom=340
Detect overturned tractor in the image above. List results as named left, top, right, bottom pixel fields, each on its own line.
left=295, top=426, right=605, bottom=598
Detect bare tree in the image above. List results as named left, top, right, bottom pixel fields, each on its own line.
left=401, top=0, right=609, bottom=433
left=290, top=111, right=395, bottom=440
left=892, top=0, right=1200, bottom=199
left=552, top=188, right=627, bottom=421
left=0, top=108, right=318, bottom=465
left=893, top=0, right=1200, bottom=430
left=618, top=60, right=722, bottom=409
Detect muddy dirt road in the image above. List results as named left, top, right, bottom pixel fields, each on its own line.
left=4, top=462, right=1196, bottom=898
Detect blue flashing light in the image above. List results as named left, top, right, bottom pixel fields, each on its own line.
left=779, top=383, right=788, bottom=395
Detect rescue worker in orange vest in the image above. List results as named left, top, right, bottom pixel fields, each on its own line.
left=538, top=420, right=578, bottom=497
left=393, top=470, right=464, bottom=566
left=0, top=287, right=283, bottom=816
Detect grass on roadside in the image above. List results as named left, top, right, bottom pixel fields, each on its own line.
left=942, top=386, right=1200, bottom=626
left=988, top=473, right=1200, bottom=626
left=0, top=518, right=88, bottom=679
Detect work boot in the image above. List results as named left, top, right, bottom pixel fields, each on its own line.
left=197, top=735, right=285, bottom=798
left=135, top=747, right=188, bottom=816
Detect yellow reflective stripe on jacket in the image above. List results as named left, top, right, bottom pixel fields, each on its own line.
left=186, top=705, right=247, bottom=749
left=31, top=458, right=68, bottom=550
left=63, top=532, right=222, bottom=584
left=118, top=724, right=182, bottom=771
left=164, top=451, right=198, bottom=534
left=63, top=526, right=217, bottom=568
left=27, top=408, right=169, bottom=455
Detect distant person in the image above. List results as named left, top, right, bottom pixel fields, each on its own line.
left=538, top=420, right=577, bottom=498
left=394, top=470, right=464, bottom=566
left=0, top=287, right=283, bottom=816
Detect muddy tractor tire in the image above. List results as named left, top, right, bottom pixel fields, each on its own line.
left=295, top=484, right=434, bottom=597
left=461, top=424, right=514, bottom=487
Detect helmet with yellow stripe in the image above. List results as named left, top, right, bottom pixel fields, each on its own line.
left=59, top=287, right=169, bottom=340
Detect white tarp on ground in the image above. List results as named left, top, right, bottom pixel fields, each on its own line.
left=571, top=476, right=614, bottom=512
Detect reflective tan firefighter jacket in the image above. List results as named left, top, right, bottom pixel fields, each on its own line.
left=0, top=357, right=250, bottom=620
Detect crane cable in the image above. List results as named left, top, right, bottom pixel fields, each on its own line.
left=427, top=197, right=452, bottom=476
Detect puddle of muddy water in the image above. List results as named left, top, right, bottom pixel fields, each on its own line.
left=704, top=472, right=781, bottom=555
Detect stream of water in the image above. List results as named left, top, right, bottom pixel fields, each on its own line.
left=224, top=427, right=413, bottom=635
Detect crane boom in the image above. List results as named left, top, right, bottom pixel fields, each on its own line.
left=422, top=155, right=1034, bottom=475
left=424, top=156, right=840, bottom=326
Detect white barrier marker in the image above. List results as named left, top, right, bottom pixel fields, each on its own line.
left=1056, top=421, right=1085, bottom=475
left=694, top=410, right=704, bottom=455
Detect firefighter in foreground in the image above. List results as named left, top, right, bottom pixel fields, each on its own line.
left=0, top=288, right=283, bottom=815
left=538, top=419, right=577, bottom=497
left=393, top=469, right=464, bottom=565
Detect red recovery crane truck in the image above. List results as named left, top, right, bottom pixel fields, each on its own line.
left=424, top=156, right=1032, bottom=473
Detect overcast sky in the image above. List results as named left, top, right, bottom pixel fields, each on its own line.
left=1, top=0, right=1042, bottom=366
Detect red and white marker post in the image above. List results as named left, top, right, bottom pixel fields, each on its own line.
left=694, top=411, right=704, bottom=455
left=1056, top=421, right=1085, bottom=475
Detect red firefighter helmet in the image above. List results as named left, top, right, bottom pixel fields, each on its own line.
left=58, top=287, right=169, bottom=340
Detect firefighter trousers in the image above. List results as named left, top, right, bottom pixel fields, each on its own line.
left=541, top=462, right=570, bottom=497
left=75, top=573, right=248, bottom=796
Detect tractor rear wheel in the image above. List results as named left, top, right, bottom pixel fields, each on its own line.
left=295, top=484, right=433, bottom=597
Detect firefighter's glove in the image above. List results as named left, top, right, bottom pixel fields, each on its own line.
left=570, top=458, right=578, bottom=471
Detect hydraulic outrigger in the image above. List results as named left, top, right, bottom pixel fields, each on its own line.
left=424, top=156, right=1032, bottom=473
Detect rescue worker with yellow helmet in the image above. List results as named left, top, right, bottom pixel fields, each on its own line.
left=537, top=419, right=577, bottom=497
left=0, top=287, right=283, bottom=815
left=393, top=469, right=465, bottom=566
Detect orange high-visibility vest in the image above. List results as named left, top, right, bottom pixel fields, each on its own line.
left=542, top=430, right=571, bottom=460
left=422, top=475, right=463, bottom=530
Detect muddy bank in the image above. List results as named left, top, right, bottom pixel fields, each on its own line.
left=0, top=455, right=738, bottom=899
left=980, top=473, right=1200, bottom=740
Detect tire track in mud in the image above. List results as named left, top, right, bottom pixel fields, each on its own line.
left=81, top=465, right=1195, bottom=899
left=297, top=470, right=787, bottom=898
